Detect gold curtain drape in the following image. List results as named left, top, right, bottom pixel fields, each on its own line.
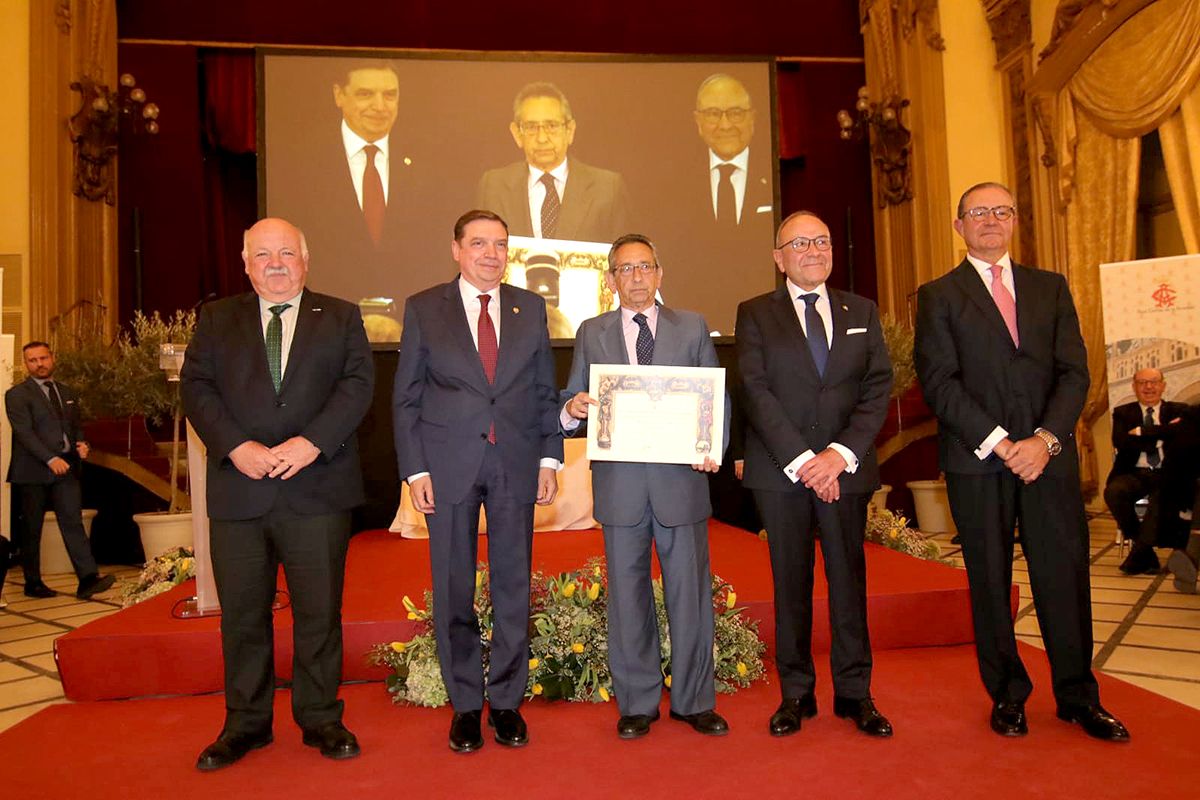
left=1048, top=0, right=1200, bottom=493
left=1159, top=87, right=1200, bottom=252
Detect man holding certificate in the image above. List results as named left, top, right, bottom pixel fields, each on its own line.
left=562, top=233, right=730, bottom=740
left=735, top=210, right=893, bottom=738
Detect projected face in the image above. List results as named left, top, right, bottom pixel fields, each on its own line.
left=773, top=213, right=832, bottom=292
left=605, top=241, right=662, bottom=313
left=244, top=218, right=310, bottom=303
left=333, top=67, right=400, bottom=143
left=510, top=96, right=577, bottom=172
left=694, top=76, right=756, bottom=161
left=453, top=218, right=509, bottom=293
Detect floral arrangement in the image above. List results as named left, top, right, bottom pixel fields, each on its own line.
left=368, top=560, right=766, bottom=708
left=865, top=507, right=947, bottom=563
left=120, top=546, right=196, bottom=606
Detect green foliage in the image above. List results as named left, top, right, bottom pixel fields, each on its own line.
left=881, top=312, right=916, bottom=398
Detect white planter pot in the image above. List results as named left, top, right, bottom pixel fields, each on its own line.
left=133, top=511, right=194, bottom=562
left=870, top=484, right=892, bottom=516
left=40, top=509, right=99, bottom=575
left=906, top=480, right=956, bottom=534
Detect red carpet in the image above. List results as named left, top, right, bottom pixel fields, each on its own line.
left=4, top=644, right=1192, bottom=799
left=55, top=522, right=988, bottom=701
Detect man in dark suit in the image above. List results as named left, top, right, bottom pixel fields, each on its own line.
left=6, top=342, right=114, bottom=600
left=735, top=211, right=894, bottom=739
left=1104, top=367, right=1197, bottom=575
left=561, top=233, right=730, bottom=739
left=393, top=209, right=563, bottom=753
left=181, top=217, right=374, bottom=770
left=476, top=82, right=631, bottom=244
left=914, top=181, right=1128, bottom=742
left=268, top=61, right=435, bottom=334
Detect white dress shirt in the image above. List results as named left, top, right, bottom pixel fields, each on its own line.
left=965, top=252, right=1016, bottom=460
left=341, top=120, right=390, bottom=209
left=258, top=291, right=303, bottom=380
left=526, top=160, right=569, bottom=238
left=780, top=279, right=858, bottom=481
left=560, top=305, right=659, bottom=433
left=708, top=147, right=750, bottom=223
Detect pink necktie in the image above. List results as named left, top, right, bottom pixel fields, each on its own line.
left=989, top=264, right=1019, bottom=347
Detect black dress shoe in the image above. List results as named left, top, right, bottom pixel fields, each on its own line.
left=449, top=710, right=484, bottom=753
left=76, top=573, right=115, bottom=599
left=669, top=709, right=729, bottom=736
left=487, top=707, right=528, bottom=747
left=195, top=729, right=273, bottom=771
left=616, top=711, right=660, bottom=739
left=1167, top=549, right=1198, bottom=594
left=1119, top=546, right=1160, bottom=576
left=769, top=695, right=817, bottom=737
left=23, top=583, right=56, bottom=599
left=989, top=701, right=1028, bottom=736
left=301, top=721, right=360, bottom=759
left=833, top=696, right=893, bottom=737
left=1056, top=703, right=1130, bottom=742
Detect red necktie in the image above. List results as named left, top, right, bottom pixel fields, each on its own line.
left=989, top=263, right=1019, bottom=347
left=362, top=144, right=385, bottom=247
left=477, top=294, right=498, bottom=443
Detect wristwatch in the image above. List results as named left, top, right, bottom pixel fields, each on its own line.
left=1033, top=427, right=1062, bottom=456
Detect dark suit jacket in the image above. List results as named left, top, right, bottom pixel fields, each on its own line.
left=735, top=285, right=892, bottom=494
left=475, top=158, right=631, bottom=243
left=267, top=128, right=444, bottom=318
left=914, top=260, right=1089, bottom=476
left=561, top=306, right=730, bottom=528
left=6, top=378, right=83, bottom=485
left=393, top=278, right=564, bottom=505
left=180, top=289, right=375, bottom=520
left=1110, top=400, right=1194, bottom=477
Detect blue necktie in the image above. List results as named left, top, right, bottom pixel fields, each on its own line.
left=633, top=312, right=654, bottom=365
left=801, top=293, right=828, bottom=377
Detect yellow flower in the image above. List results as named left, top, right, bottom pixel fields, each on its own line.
left=571, top=642, right=585, bottom=653
left=390, top=641, right=407, bottom=653
left=736, top=662, right=748, bottom=676
left=528, top=657, right=539, bottom=670
left=487, top=628, right=494, bottom=640
left=402, top=594, right=415, bottom=611
left=664, top=675, right=672, bottom=688
left=593, top=566, right=602, bottom=577
left=475, top=570, right=484, bottom=589
left=406, top=612, right=418, bottom=620
left=758, top=529, right=768, bottom=541
left=599, top=687, right=610, bottom=702
left=532, top=683, right=544, bottom=695
left=726, top=591, right=737, bottom=609
left=562, top=582, right=576, bottom=598
left=587, top=583, right=600, bottom=601
left=889, top=528, right=899, bottom=539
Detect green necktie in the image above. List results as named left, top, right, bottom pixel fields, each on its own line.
left=266, top=303, right=291, bottom=392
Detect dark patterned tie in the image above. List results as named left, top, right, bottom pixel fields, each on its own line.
left=801, top=293, right=828, bottom=377
left=539, top=172, right=560, bottom=239
left=45, top=381, right=69, bottom=451
left=362, top=144, right=385, bottom=247
left=716, top=162, right=737, bottom=228
left=1144, top=406, right=1161, bottom=467
left=633, top=312, right=654, bottom=365
left=478, top=295, right=498, bottom=443
left=266, top=303, right=291, bottom=393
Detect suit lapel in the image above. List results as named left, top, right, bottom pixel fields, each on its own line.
left=951, top=260, right=1015, bottom=349
left=236, top=294, right=275, bottom=388
left=279, top=290, right=319, bottom=394
left=1011, top=263, right=1035, bottom=350
left=651, top=306, right=679, bottom=366
left=602, top=310, right=630, bottom=365
left=494, top=284, right=526, bottom=388
left=447, top=278, right=490, bottom=387
left=506, top=165, right=534, bottom=234
left=557, top=160, right=594, bottom=236
left=769, top=285, right=821, bottom=380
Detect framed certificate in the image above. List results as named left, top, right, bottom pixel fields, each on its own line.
left=586, top=364, right=725, bottom=465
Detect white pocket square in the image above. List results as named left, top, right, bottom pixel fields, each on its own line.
left=756, top=205, right=772, bottom=214
left=846, top=328, right=867, bottom=335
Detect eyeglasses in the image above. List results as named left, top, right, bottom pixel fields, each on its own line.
left=776, top=236, right=832, bottom=253
left=1134, top=379, right=1164, bottom=387
left=612, top=262, right=658, bottom=276
left=696, top=107, right=751, bottom=124
left=516, top=120, right=569, bottom=136
left=962, top=205, right=1016, bottom=221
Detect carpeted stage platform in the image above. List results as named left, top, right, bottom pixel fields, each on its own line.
left=54, top=521, right=991, bottom=701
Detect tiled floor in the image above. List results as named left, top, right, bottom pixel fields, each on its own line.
left=2, top=519, right=1198, bottom=735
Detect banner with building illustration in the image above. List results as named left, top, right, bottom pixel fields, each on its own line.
left=1100, top=253, right=1200, bottom=408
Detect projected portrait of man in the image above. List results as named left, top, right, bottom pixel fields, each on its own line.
left=476, top=81, right=631, bottom=244
left=692, top=73, right=773, bottom=236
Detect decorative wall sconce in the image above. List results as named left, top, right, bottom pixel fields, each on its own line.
left=837, top=87, right=912, bottom=207
left=68, top=73, right=160, bottom=205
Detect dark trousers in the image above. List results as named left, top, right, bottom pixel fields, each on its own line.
left=209, top=507, right=351, bottom=734
left=754, top=488, right=873, bottom=700
left=603, top=508, right=715, bottom=717
left=946, top=470, right=1099, bottom=707
left=13, top=475, right=97, bottom=585
left=1104, top=468, right=1162, bottom=548
left=426, top=444, right=534, bottom=712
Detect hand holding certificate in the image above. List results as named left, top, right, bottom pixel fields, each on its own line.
left=584, top=363, right=726, bottom=466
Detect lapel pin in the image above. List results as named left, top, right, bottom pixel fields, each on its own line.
left=403, top=157, right=413, bottom=166
left=513, top=307, right=520, bottom=314
left=841, top=304, right=848, bottom=311
left=312, top=307, right=322, bottom=311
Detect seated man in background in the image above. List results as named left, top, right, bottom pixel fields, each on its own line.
left=1104, top=368, right=1198, bottom=577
